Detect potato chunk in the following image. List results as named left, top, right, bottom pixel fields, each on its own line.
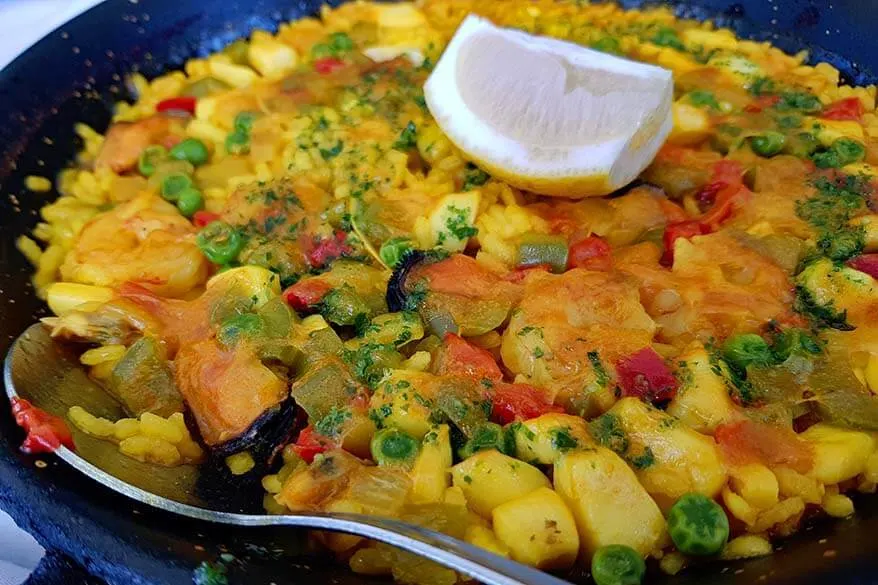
left=800, top=423, right=876, bottom=484
left=492, top=487, right=579, bottom=570
left=410, top=425, right=453, bottom=504
left=513, top=413, right=593, bottom=464
left=554, top=448, right=667, bottom=559
left=666, top=345, right=738, bottom=434
left=608, top=397, right=727, bottom=509
left=451, top=450, right=550, bottom=518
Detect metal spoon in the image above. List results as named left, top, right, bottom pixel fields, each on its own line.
left=4, top=324, right=573, bottom=585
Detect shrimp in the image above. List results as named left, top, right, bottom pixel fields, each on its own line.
left=500, top=268, right=656, bottom=416
left=94, top=115, right=174, bottom=173
left=59, top=192, right=209, bottom=297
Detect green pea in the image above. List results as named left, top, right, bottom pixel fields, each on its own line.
left=233, top=111, right=258, bottom=134
left=176, top=187, right=204, bottom=217
left=329, top=32, right=354, bottom=52
left=667, top=493, right=730, bottom=556
left=833, top=138, right=866, bottom=166
left=591, top=545, right=646, bottom=585
left=196, top=221, right=244, bottom=265
left=160, top=173, right=193, bottom=202
left=750, top=131, right=786, bottom=157
left=169, top=138, right=210, bottom=166
left=379, top=237, right=414, bottom=268
left=225, top=130, right=250, bottom=155
left=370, top=428, right=419, bottom=467
left=311, top=42, right=334, bottom=59
left=137, top=145, right=168, bottom=177
left=590, top=36, right=622, bottom=55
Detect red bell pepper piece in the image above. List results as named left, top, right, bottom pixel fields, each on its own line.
left=434, top=333, right=503, bottom=382
left=291, top=426, right=336, bottom=463
left=744, top=94, right=781, bottom=113
left=567, top=236, right=612, bottom=271
left=491, top=383, right=564, bottom=425
left=661, top=220, right=710, bottom=266
left=314, top=57, right=346, bottom=75
left=156, top=96, right=197, bottom=115
left=283, top=279, right=333, bottom=311
left=11, top=398, right=74, bottom=454
left=307, top=231, right=352, bottom=268
left=821, top=97, right=865, bottom=121
left=192, top=211, right=221, bottom=228
left=848, top=253, right=878, bottom=279
left=615, top=347, right=678, bottom=403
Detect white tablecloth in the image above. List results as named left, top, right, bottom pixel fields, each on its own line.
left=1, top=3, right=106, bottom=582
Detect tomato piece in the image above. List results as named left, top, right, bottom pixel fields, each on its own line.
left=615, top=347, right=678, bottom=403
left=11, top=398, right=74, bottom=454
left=821, top=97, right=865, bottom=121
left=434, top=333, right=503, bottom=382
left=661, top=220, right=710, bottom=266
left=567, top=236, right=612, bottom=271
left=695, top=160, right=750, bottom=230
left=291, top=426, right=337, bottom=463
left=314, top=57, right=346, bottom=75
left=491, top=383, right=564, bottom=425
left=283, top=279, right=333, bottom=311
left=715, top=420, right=813, bottom=474
left=307, top=231, right=352, bottom=268
left=156, top=96, right=197, bottom=115
left=192, top=210, right=221, bottom=228
left=744, top=94, right=781, bottom=113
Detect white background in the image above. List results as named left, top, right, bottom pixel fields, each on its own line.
left=0, top=2, right=106, bottom=582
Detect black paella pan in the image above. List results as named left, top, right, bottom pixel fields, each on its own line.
left=2, top=0, right=878, bottom=583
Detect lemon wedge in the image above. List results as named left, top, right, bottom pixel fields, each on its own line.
left=424, top=15, right=674, bottom=198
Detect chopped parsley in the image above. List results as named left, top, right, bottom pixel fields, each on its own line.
left=589, top=413, right=629, bottom=454
left=749, top=76, right=776, bottom=96
left=393, top=121, right=418, bottom=150
left=587, top=351, right=610, bottom=388
left=794, top=284, right=855, bottom=331
left=444, top=205, right=478, bottom=240
left=775, top=90, right=823, bottom=113
left=315, top=407, right=352, bottom=438
left=319, top=141, right=344, bottom=160
left=686, top=90, right=720, bottom=110
left=462, top=164, right=490, bottom=191
left=550, top=428, right=579, bottom=451
left=796, top=174, right=869, bottom=263
left=651, top=26, right=685, bottom=51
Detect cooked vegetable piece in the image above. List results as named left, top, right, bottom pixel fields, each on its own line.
left=160, top=173, right=193, bottom=202
left=666, top=493, right=729, bottom=556
left=196, top=221, right=244, bottom=265
left=451, top=450, right=550, bottom=518
left=109, top=336, right=184, bottom=417
left=410, top=425, right=453, bottom=504
left=512, top=413, right=592, bottom=464
left=591, top=545, right=646, bottom=585
left=457, top=422, right=512, bottom=458
left=554, top=448, right=667, bottom=558
left=492, top=487, right=580, bottom=569
left=138, top=145, right=168, bottom=177
left=290, top=356, right=359, bottom=422
left=517, top=233, right=569, bottom=273
left=169, top=138, right=210, bottom=166
left=176, top=187, right=204, bottom=217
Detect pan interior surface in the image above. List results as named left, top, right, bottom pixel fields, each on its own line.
left=2, top=0, right=878, bottom=584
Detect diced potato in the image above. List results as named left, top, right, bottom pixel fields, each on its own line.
left=796, top=258, right=875, bottom=326
left=850, top=214, right=878, bottom=252
left=209, top=60, right=259, bottom=88
left=429, top=192, right=480, bottom=253
left=363, top=312, right=425, bottom=347
left=656, top=48, right=699, bottom=75
left=813, top=118, right=865, bottom=147
left=410, top=425, right=453, bottom=504
left=801, top=423, right=876, bottom=484
left=492, top=487, right=579, bottom=570
left=668, top=102, right=711, bottom=146
left=667, top=346, right=738, bottom=434
left=728, top=463, right=779, bottom=510
left=465, top=525, right=510, bottom=558
left=363, top=46, right=425, bottom=67
left=681, top=28, right=738, bottom=50
left=46, top=282, right=114, bottom=317
left=513, top=413, right=593, bottom=464
left=206, top=265, right=281, bottom=308
left=554, top=448, right=667, bottom=559
left=248, top=38, right=299, bottom=78
left=370, top=371, right=437, bottom=440
left=451, top=450, right=550, bottom=518
left=341, top=412, right=377, bottom=459
left=608, top=398, right=727, bottom=509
